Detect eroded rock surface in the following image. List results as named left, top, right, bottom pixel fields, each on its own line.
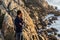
left=0, top=0, right=60, bottom=40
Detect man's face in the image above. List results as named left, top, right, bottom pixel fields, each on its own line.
left=20, top=13, right=22, bottom=17
left=18, top=13, right=22, bottom=18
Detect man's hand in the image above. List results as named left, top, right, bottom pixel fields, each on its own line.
left=19, top=23, right=22, bottom=26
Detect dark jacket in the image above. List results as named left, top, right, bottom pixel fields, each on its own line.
left=14, top=16, right=23, bottom=33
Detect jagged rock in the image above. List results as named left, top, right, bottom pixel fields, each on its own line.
left=2, top=13, right=14, bottom=40
left=0, top=0, right=60, bottom=40
left=36, top=0, right=48, bottom=8
left=1, top=0, right=40, bottom=40
left=48, top=35, right=57, bottom=40
left=58, top=34, right=60, bottom=37
left=20, top=7, right=39, bottom=40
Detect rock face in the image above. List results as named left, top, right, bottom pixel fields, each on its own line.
left=2, top=13, right=14, bottom=40
left=1, top=0, right=40, bottom=40
left=20, top=7, right=39, bottom=40
left=0, top=0, right=60, bottom=40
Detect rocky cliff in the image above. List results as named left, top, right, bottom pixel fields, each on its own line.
left=0, top=0, right=60, bottom=40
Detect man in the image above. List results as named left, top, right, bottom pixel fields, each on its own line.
left=15, top=10, right=23, bottom=40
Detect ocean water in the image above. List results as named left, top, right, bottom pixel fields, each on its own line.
left=46, top=0, right=60, bottom=34
left=45, top=14, right=60, bottom=39
left=50, top=16, right=60, bottom=34
left=45, top=14, right=60, bottom=34
left=46, top=0, right=60, bottom=9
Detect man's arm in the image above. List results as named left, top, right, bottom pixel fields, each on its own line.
left=19, top=20, right=24, bottom=27
left=19, top=23, right=22, bottom=26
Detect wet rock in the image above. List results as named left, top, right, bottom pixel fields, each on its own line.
left=51, top=28, right=58, bottom=32
left=52, top=16, right=58, bottom=20
left=48, top=35, right=57, bottom=40
left=48, top=23, right=51, bottom=25
left=46, top=29, right=53, bottom=33
left=58, top=34, right=60, bottom=37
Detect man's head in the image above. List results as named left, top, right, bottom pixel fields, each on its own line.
left=17, top=10, right=22, bottom=18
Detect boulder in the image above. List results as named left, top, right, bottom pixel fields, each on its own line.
left=2, top=13, right=14, bottom=40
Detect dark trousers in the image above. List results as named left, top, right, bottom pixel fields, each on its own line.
left=16, top=32, right=22, bottom=40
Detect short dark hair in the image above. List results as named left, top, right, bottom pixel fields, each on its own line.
left=17, top=10, right=22, bottom=15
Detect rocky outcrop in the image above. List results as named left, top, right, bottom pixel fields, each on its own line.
left=0, top=0, right=60, bottom=40
left=1, top=0, right=40, bottom=40
left=20, top=7, right=39, bottom=40
left=2, top=12, right=14, bottom=40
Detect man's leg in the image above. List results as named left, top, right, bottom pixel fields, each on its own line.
left=20, top=32, right=22, bottom=40
left=16, top=33, right=20, bottom=40
left=20, top=32, right=24, bottom=40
